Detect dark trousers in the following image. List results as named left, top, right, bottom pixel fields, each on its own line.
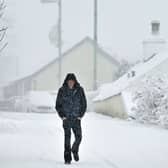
left=63, top=118, right=82, bottom=162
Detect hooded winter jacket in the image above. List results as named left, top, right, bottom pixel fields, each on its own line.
left=55, top=73, right=87, bottom=119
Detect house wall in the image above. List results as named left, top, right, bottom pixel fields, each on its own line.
left=32, top=41, right=119, bottom=91
left=62, top=42, right=119, bottom=90
left=31, top=61, right=59, bottom=91
left=93, top=94, right=128, bottom=119
left=61, top=41, right=94, bottom=90
left=97, top=52, right=119, bottom=86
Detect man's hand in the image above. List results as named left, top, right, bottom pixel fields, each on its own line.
left=77, top=117, right=81, bottom=120
left=62, top=117, right=67, bottom=121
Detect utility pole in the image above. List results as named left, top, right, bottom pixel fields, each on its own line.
left=58, top=0, right=62, bottom=86
left=93, top=0, right=98, bottom=90
left=41, top=0, right=62, bottom=86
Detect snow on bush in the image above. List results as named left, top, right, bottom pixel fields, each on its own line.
left=132, top=75, right=168, bottom=128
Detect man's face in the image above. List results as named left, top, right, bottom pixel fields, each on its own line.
left=68, top=80, right=75, bottom=89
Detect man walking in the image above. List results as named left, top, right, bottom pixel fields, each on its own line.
left=55, top=73, right=87, bottom=165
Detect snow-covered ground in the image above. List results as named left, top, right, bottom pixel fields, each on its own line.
left=0, top=111, right=168, bottom=168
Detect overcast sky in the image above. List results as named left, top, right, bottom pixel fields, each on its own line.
left=61, top=0, right=168, bottom=62
left=1, top=0, right=168, bottom=81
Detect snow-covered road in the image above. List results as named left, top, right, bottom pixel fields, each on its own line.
left=0, top=112, right=168, bottom=168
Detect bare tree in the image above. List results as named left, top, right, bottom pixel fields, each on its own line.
left=0, top=0, right=7, bottom=53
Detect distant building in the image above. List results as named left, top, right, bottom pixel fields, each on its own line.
left=94, top=21, right=168, bottom=118
left=143, top=20, right=167, bottom=61
left=2, top=37, right=120, bottom=99
left=93, top=51, right=168, bottom=118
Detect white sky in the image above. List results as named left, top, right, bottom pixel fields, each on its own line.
left=61, top=0, right=168, bottom=62
left=1, top=0, right=168, bottom=81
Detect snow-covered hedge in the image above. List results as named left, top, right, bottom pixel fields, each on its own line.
left=132, top=76, right=168, bottom=128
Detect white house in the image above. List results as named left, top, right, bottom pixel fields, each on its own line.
left=143, top=20, right=167, bottom=61
left=93, top=50, right=168, bottom=118
left=2, top=37, right=120, bottom=99
left=93, top=21, right=168, bottom=118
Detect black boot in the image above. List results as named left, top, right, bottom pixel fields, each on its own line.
left=72, top=151, right=79, bottom=162
left=64, top=161, right=71, bottom=165
left=64, top=151, right=72, bottom=164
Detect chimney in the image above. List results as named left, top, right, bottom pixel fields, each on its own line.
left=151, top=20, right=160, bottom=35
left=142, top=20, right=166, bottom=62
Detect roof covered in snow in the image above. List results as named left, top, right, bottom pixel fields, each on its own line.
left=94, top=50, right=168, bottom=101
left=1, top=0, right=123, bottom=84
left=4, top=37, right=120, bottom=84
